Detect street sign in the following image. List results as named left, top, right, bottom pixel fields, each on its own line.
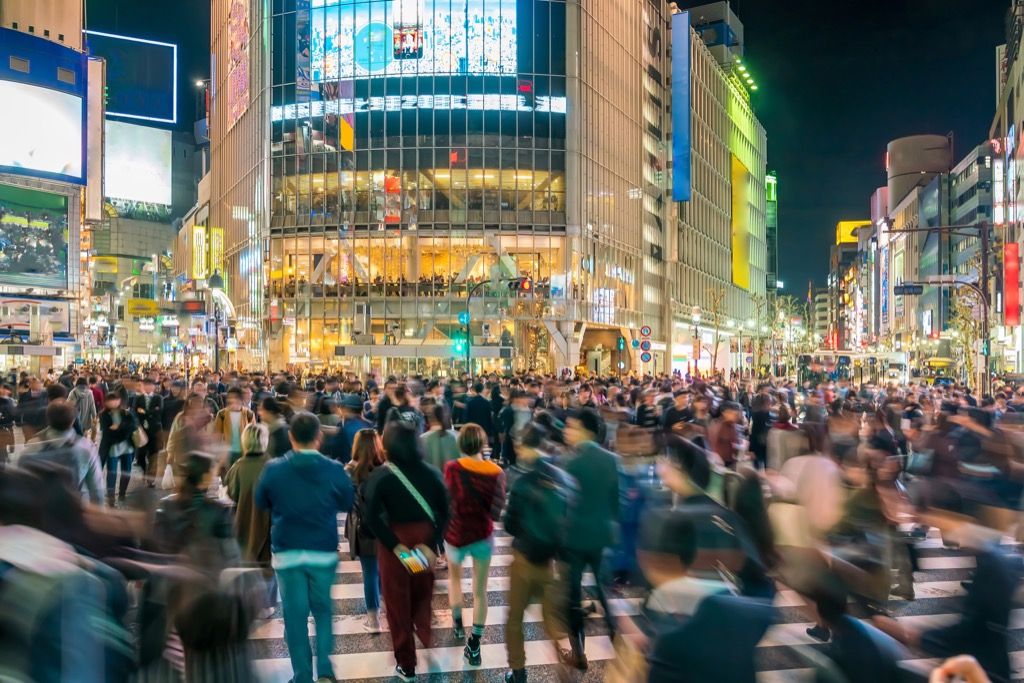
left=893, top=283, right=924, bottom=296
left=631, top=339, right=640, bottom=349
left=640, top=325, right=652, bottom=337
left=457, top=310, right=471, bottom=325
left=640, top=340, right=652, bottom=352
left=640, top=351, right=652, bottom=363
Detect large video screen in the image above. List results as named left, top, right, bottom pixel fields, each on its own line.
left=310, top=0, right=517, bottom=82
left=105, top=121, right=172, bottom=205
left=84, top=30, right=177, bottom=124
left=0, top=184, right=69, bottom=289
left=0, top=81, right=83, bottom=183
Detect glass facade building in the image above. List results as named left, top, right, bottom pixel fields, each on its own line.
left=206, top=0, right=767, bottom=374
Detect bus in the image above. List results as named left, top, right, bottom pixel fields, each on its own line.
left=797, top=351, right=909, bottom=386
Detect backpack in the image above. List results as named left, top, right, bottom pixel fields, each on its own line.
left=518, top=468, right=572, bottom=560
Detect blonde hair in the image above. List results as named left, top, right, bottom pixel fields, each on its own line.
left=242, top=422, right=269, bottom=456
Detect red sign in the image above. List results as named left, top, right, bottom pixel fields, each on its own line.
left=1006, top=242, right=1020, bottom=326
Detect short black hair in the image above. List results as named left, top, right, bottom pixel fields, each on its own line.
left=473, top=382, right=484, bottom=394
left=315, top=379, right=326, bottom=391
left=571, top=407, right=603, bottom=438
left=289, top=411, right=321, bottom=445
left=227, top=387, right=243, bottom=399
left=666, top=435, right=712, bottom=490
left=261, top=396, right=284, bottom=416
left=382, top=420, right=424, bottom=467
left=639, top=510, right=697, bottom=567
left=46, top=400, right=76, bottom=432
left=516, top=423, right=549, bottom=449
left=75, top=377, right=88, bottom=387
left=46, top=384, right=68, bottom=401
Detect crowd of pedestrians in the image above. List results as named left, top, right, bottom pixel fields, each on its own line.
left=0, top=362, right=1019, bottom=683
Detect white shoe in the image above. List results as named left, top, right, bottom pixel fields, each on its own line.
left=257, top=607, right=275, bottom=619
left=363, top=612, right=382, bottom=632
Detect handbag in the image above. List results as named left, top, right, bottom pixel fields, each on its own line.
left=132, top=426, right=149, bottom=449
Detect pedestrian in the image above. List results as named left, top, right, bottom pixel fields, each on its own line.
left=365, top=420, right=449, bottom=682
left=225, top=422, right=274, bottom=616
left=323, top=393, right=371, bottom=464
left=444, top=422, right=506, bottom=665
left=421, top=402, right=458, bottom=470
left=0, top=383, right=17, bottom=463
left=214, top=387, right=256, bottom=467
left=561, top=407, right=619, bottom=667
left=344, top=428, right=385, bottom=632
left=131, top=377, right=163, bottom=485
left=503, top=423, right=577, bottom=683
left=69, top=377, right=98, bottom=442
left=255, top=411, right=354, bottom=683
left=19, top=399, right=103, bottom=505
left=98, top=392, right=137, bottom=505
left=259, top=397, right=292, bottom=458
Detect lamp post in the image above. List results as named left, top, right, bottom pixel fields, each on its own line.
left=691, top=305, right=702, bottom=374
left=208, top=270, right=224, bottom=374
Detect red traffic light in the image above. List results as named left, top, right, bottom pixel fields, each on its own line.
left=508, top=277, right=533, bottom=292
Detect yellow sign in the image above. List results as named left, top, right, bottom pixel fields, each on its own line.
left=126, top=299, right=159, bottom=317
left=92, top=256, right=118, bottom=274
left=730, top=154, right=750, bottom=291
left=192, top=226, right=208, bottom=279
left=836, top=220, right=870, bottom=245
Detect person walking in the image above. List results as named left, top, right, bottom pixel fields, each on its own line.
left=365, top=421, right=449, bottom=682
left=323, top=394, right=371, bottom=464
left=98, top=392, right=137, bottom=505
left=69, top=377, right=98, bottom=442
left=225, top=423, right=274, bottom=617
left=214, top=387, right=256, bottom=467
left=344, top=428, right=385, bottom=632
left=443, top=423, right=506, bottom=665
left=421, top=403, right=459, bottom=470
left=131, top=377, right=163, bottom=485
left=503, top=423, right=577, bottom=683
left=259, top=397, right=292, bottom=459
left=561, top=407, right=619, bottom=669
left=255, top=412, right=354, bottom=683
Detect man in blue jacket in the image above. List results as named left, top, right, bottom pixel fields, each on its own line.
left=256, top=411, right=354, bottom=683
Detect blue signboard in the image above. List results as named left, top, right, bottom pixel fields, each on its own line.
left=671, top=11, right=691, bottom=202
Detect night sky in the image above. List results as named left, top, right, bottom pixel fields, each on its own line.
left=88, top=0, right=1009, bottom=294
left=738, top=0, right=1008, bottom=293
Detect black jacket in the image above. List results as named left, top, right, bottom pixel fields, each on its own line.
left=131, top=393, right=164, bottom=434
left=463, top=395, right=494, bottom=436
left=503, top=457, right=577, bottom=563
left=161, top=396, right=184, bottom=432
left=98, top=409, right=138, bottom=459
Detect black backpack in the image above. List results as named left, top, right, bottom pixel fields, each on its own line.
left=519, top=466, right=572, bottom=560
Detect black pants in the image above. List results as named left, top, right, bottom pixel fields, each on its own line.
left=134, top=429, right=160, bottom=480
left=563, top=547, right=615, bottom=642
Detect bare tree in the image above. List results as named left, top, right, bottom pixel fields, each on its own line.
left=707, top=287, right=727, bottom=373
left=750, top=293, right=769, bottom=375
left=949, top=287, right=982, bottom=389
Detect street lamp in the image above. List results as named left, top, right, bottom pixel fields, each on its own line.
left=691, top=305, right=702, bottom=373
left=208, top=270, right=224, bottom=374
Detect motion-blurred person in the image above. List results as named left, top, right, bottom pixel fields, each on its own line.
left=0, top=384, right=17, bottom=462
left=344, top=428, right=385, bottom=632
left=255, top=412, right=353, bottom=683
left=767, top=404, right=807, bottom=471
left=19, top=399, right=103, bottom=505
left=18, top=376, right=47, bottom=442
left=561, top=407, right=619, bottom=668
left=214, top=387, right=255, bottom=467
left=98, top=392, right=137, bottom=505
left=444, top=423, right=506, bottom=665
left=165, top=394, right=213, bottom=478
left=258, top=397, right=292, bottom=458
left=365, top=420, right=449, bottom=681
left=225, top=423, right=274, bottom=616
left=503, top=424, right=577, bottom=683
left=323, top=393, right=370, bottom=464
left=421, top=402, right=459, bottom=470
left=640, top=512, right=775, bottom=683
left=131, top=377, right=163, bottom=485
left=709, top=401, right=745, bottom=468
left=69, top=376, right=97, bottom=441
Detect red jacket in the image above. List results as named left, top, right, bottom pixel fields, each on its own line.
left=443, top=458, right=506, bottom=547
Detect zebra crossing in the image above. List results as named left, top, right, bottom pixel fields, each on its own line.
left=250, top=520, right=1021, bottom=682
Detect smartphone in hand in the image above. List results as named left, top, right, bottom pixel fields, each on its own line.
left=398, top=548, right=430, bottom=574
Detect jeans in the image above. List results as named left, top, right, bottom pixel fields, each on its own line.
left=359, top=555, right=381, bottom=611
left=276, top=562, right=337, bottom=683
left=104, top=449, right=133, bottom=498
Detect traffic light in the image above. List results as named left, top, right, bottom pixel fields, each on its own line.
left=508, top=277, right=533, bottom=293
left=453, top=325, right=469, bottom=354
left=617, top=336, right=626, bottom=351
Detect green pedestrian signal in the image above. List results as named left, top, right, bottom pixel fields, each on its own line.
left=617, top=336, right=626, bottom=351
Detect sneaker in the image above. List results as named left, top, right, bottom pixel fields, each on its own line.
left=363, top=613, right=382, bottom=633
left=464, top=638, right=481, bottom=666
left=806, top=624, right=831, bottom=642
left=435, top=556, right=448, bottom=570
left=395, top=665, right=416, bottom=682
left=452, top=621, right=465, bottom=640
left=257, top=606, right=276, bottom=619
left=504, top=670, right=527, bottom=683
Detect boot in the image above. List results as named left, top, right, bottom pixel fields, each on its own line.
left=568, top=631, right=588, bottom=671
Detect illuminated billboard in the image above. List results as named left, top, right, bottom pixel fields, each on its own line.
left=104, top=121, right=172, bottom=205
left=0, top=184, right=68, bottom=289
left=671, top=11, right=691, bottom=202
left=227, top=0, right=250, bottom=130
left=310, top=0, right=517, bottom=81
left=731, top=154, right=750, bottom=290
left=0, top=81, right=84, bottom=183
left=83, top=30, right=177, bottom=123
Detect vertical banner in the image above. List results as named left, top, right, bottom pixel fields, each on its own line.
left=671, top=11, right=691, bottom=202
left=1006, top=242, right=1020, bottom=326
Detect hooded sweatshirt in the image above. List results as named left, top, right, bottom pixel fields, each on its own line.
left=254, top=449, right=354, bottom=553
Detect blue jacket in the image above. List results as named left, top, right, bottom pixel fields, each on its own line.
left=323, top=415, right=371, bottom=464
left=255, top=449, right=354, bottom=553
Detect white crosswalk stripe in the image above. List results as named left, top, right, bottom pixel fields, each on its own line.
left=253, top=519, right=1007, bottom=682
